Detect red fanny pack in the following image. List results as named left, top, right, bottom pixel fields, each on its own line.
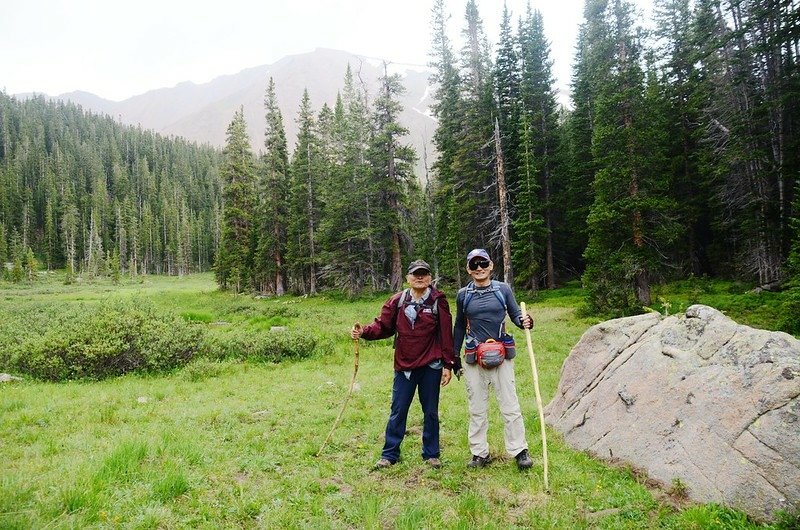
left=476, top=339, right=506, bottom=368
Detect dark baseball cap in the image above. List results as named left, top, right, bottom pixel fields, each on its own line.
left=407, top=259, right=432, bottom=274
left=466, top=248, right=491, bottom=263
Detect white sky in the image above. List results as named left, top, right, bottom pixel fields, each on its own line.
left=1, top=0, right=652, bottom=102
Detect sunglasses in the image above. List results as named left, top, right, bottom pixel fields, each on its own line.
left=468, top=259, right=491, bottom=271
left=410, top=270, right=431, bottom=277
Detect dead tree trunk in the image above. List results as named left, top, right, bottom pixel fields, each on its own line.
left=494, top=117, right=513, bottom=286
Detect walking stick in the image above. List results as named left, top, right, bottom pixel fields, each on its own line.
left=317, top=337, right=360, bottom=456
left=521, top=302, right=549, bottom=491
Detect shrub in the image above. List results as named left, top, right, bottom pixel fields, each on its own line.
left=204, top=327, right=316, bottom=363
left=181, top=358, right=233, bottom=382
left=3, top=300, right=205, bottom=381
left=779, top=287, right=800, bottom=336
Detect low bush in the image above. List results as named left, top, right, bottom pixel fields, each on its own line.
left=181, top=358, right=235, bottom=382
left=2, top=300, right=204, bottom=381
left=204, top=327, right=316, bottom=363
left=779, top=287, right=800, bottom=336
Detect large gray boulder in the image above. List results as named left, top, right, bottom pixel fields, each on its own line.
left=545, top=305, right=799, bottom=521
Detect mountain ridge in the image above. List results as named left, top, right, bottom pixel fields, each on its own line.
left=16, top=48, right=437, bottom=177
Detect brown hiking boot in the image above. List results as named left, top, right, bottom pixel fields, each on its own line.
left=425, top=457, right=442, bottom=469
left=373, top=458, right=394, bottom=470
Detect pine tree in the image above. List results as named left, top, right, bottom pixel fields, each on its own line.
left=429, top=0, right=466, bottom=284
left=689, top=0, right=787, bottom=284
left=495, top=3, right=521, bottom=197
left=560, top=4, right=611, bottom=279
left=112, top=201, right=126, bottom=274
left=255, top=78, right=290, bottom=295
left=86, top=208, right=104, bottom=278
left=0, top=222, right=7, bottom=265
left=287, top=90, right=322, bottom=295
left=411, top=144, right=437, bottom=274
left=24, top=247, right=37, bottom=281
left=369, top=64, right=418, bottom=291
left=513, top=5, right=559, bottom=290
left=456, top=0, right=500, bottom=277
left=653, top=0, right=709, bottom=277
left=582, top=0, right=678, bottom=314
left=109, top=248, right=121, bottom=285
left=216, top=107, right=257, bottom=293
left=44, top=196, right=57, bottom=271
left=125, top=198, right=139, bottom=277
left=492, top=3, right=532, bottom=286
left=318, top=66, right=375, bottom=294
left=10, top=255, right=24, bottom=283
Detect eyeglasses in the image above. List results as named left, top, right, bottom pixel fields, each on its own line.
left=468, top=259, right=491, bottom=271
left=410, top=270, right=431, bottom=278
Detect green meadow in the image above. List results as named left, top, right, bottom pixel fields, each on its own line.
left=0, top=273, right=795, bottom=529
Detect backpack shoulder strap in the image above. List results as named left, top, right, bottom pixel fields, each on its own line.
left=394, top=288, right=411, bottom=320
left=392, top=289, right=410, bottom=348
left=397, top=288, right=410, bottom=309
left=491, top=280, right=507, bottom=310
left=462, top=282, right=477, bottom=312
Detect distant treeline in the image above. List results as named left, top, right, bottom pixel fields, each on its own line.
left=2, top=0, right=799, bottom=316
left=0, top=93, right=222, bottom=278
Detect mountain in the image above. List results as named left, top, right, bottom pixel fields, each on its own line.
left=34, top=48, right=438, bottom=178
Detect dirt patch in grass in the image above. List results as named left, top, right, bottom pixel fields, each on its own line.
left=603, top=456, right=694, bottom=511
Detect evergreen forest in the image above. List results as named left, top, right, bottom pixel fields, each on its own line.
left=1, top=0, right=799, bottom=317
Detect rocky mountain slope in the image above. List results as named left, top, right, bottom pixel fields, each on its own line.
left=33, top=48, right=437, bottom=177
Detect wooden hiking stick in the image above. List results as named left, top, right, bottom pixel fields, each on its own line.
left=317, top=337, right=360, bottom=456
left=521, top=302, right=549, bottom=491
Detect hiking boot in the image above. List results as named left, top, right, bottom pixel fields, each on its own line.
left=373, top=458, right=394, bottom=470
left=467, top=454, right=492, bottom=468
left=515, top=449, right=533, bottom=470
left=425, top=457, right=442, bottom=469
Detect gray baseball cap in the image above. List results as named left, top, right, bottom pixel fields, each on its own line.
left=466, top=248, right=490, bottom=263
left=407, top=259, right=432, bottom=274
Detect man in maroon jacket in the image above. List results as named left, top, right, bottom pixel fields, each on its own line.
left=351, top=259, right=456, bottom=469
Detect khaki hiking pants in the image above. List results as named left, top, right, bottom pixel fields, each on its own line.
left=463, top=358, right=528, bottom=458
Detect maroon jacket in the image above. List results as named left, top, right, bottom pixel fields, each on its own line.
left=361, top=287, right=455, bottom=371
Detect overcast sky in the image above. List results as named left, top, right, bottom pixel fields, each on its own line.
left=1, top=0, right=652, bottom=103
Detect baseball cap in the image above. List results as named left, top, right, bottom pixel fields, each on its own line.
left=466, top=248, right=491, bottom=263
left=407, top=259, right=432, bottom=274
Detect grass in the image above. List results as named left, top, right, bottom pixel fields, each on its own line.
left=0, top=272, right=795, bottom=528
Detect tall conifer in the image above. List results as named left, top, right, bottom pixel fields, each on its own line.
left=582, top=0, right=678, bottom=314
left=514, top=5, right=559, bottom=289
left=429, top=0, right=466, bottom=284
left=318, top=66, right=375, bottom=293
left=369, top=65, right=418, bottom=291
left=287, top=90, right=322, bottom=294
left=255, top=78, right=290, bottom=294
left=216, top=108, right=257, bottom=292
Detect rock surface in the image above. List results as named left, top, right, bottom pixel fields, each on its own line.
left=544, top=305, right=800, bottom=520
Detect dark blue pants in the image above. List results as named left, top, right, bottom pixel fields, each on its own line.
left=381, top=365, right=442, bottom=462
